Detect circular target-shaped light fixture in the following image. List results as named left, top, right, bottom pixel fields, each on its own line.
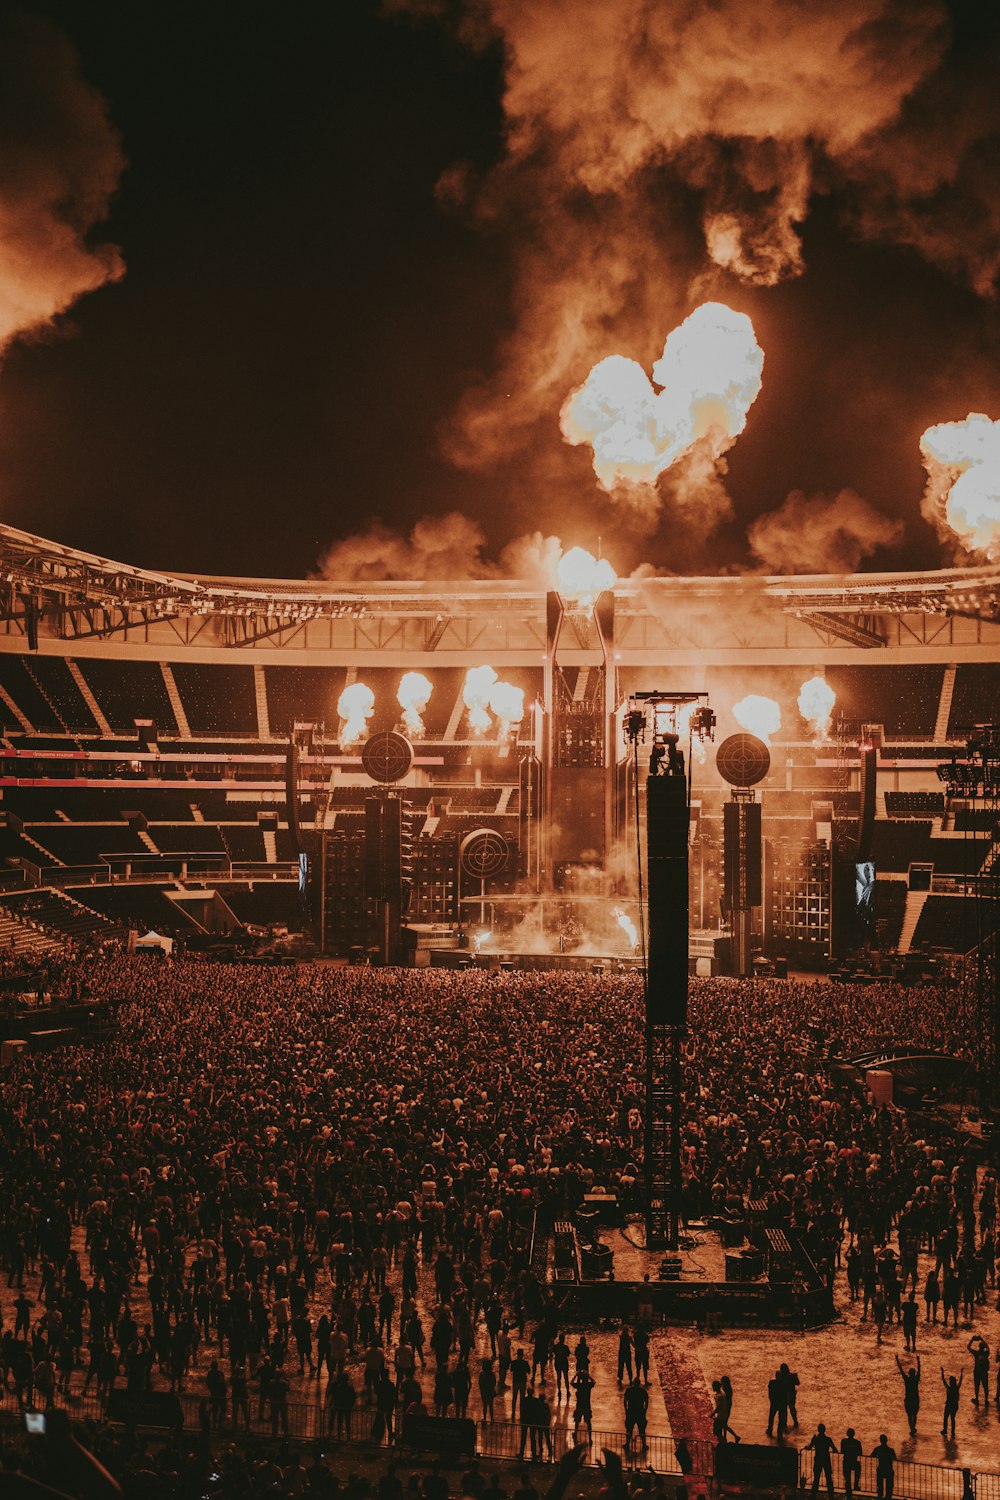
left=715, top=732, right=770, bottom=788
left=361, top=731, right=414, bottom=784
left=460, top=827, right=510, bottom=881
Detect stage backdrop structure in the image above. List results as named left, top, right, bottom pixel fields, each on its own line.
left=628, top=691, right=715, bottom=1251
left=717, top=733, right=769, bottom=977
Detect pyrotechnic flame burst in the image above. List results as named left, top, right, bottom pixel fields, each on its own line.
left=489, top=680, right=525, bottom=736
left=463, top=666, right=525, bottom=737
left=560, top=302, right=764, bottom=491
left=397, top=671, right=433, bottom=738
left=797, top=676, right=836, bottom=743
left=613, top=907, right=638, bottom=949
left=463, top=665, right=498, bottom=734
left=555, top=546, right=617, bottom=606
left=337, top=682, right=375, bottom=748
left=732, top=693, right=781, bottom=745
left=920, top=413, right=1000, bottom=559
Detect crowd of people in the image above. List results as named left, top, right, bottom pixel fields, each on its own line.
left=0, top=955, right=996, bottom=1497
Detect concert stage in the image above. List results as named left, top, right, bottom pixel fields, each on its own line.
left=539, top=1210, right=833, bottom=1329
left=431, top=948, right=642, bottom=973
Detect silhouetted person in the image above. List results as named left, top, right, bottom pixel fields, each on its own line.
left=895, top=1354, right=921, bottom=1435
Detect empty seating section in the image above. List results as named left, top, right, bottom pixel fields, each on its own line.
left=0, top=888, right=119, bottom=943
left=69, top=884, right=202, bottom=934
left=0, top=655, right=64, bottom=731
left=26, top=657, right=98, bottom=731
left=884, top=791, right=945, bottom=817
left=264, top=666, right=346, bottom=736
left=221, top=826, right=266, bottom=861
left=948, top=665, right=1000, bottom=737
left=77, top=658, right=178, bottom=733
left=276, top=828, right=299, bottom=861
left=872, top=819, right=933, bottom=872
left=954, top=808, right=997, bottom=832
left=0, top=822, right=53, bottom=867
left=874, top=880, right=907, bottom=948
left=825, top=665, right=943, bottom=738
left=28, top=823, right=149, bottom=865
left=214, top=882, right=300, bottom=926
left=911, top=895, right=985, bottom=953
left=149, top=824, right=227, bottom=853
left=171, top=664, right=258, bottom=735
left=872, top=819, right=988, bottom=876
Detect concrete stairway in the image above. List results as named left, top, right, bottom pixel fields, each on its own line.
left=935, top=665, right=956, bottom=741
left=160, top=664, right=190, bottom=737
left=898, top=889, right=930, bottom=954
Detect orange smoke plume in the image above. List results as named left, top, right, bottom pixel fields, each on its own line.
left=0, top=14, right=125, bottom=353
left=748, top=489, right=903, bottom=573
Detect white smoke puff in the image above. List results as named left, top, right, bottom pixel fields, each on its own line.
left=732, top=693, right=781, bottom=745
left=463, top=664, right=498, bottom=733
left=0, top=13, right=125, bottom=352
left=397, top=671, right=433, bottom=738
left=747, top=488, right=903, bottom=573
left=797, top=676, right=836, bottom=743
left=561, top=303, right=763, bottom=495
left=337, top=682, right=375, bottom=748
left=920, top=413, right=1000, bottom=559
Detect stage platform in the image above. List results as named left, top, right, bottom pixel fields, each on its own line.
left=539, top=1212, right=834, bottom=1329
left=430, top=949, right=641, bottom=973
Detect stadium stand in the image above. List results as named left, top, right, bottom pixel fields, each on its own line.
left=825, top=665, right=944, bottom=737
left=26, top=823, right=151, bottom=865
left=0, top=887, right=122, bottom=944
left=220, top=825, right=267, bottom=861
left=148, top=823, right=228, bottom=853
left=0, top=654, right=66, bottom=732
left=0, top=902, right=64, bottom=957
left=69, top=883, right=207, bottom=934
left=264, top=665, right=347, bottom=736
left=884, top=791, right=945, bottom=817
left=22, top=657, right=98, bottom=732
left=874, top=879, right=907, bottom=949
left=170, top=663, right=258, bottom=735
left=948, top=663, right=1000, bottom=737
left=911, top=893, right=987, bottom=953
left=77, top=657, right=178, bottom=733
left=954, top=807, right=997, bottom=832
left=213, top=881, right=300, bottom=926
left=871, top=819, right=989, bottom=875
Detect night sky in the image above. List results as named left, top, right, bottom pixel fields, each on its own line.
left=0, top=1, right=998, bottom=581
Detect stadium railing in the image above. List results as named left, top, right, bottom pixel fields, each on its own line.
left=6, top=1392, right=998, bottom=1496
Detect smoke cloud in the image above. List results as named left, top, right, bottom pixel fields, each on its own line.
left=392, top=0, right=949, bottom=480
left=560, top=303, right=763, bottom=506
left=747, top=488, right=904, bottom=574
left=318, top=512, right=493, bottom=580
left=0, top=13, right=125, bottom=352
left=920, top=413, right=1000, bottom=559
left=318, top=512, right=569, bottom=584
